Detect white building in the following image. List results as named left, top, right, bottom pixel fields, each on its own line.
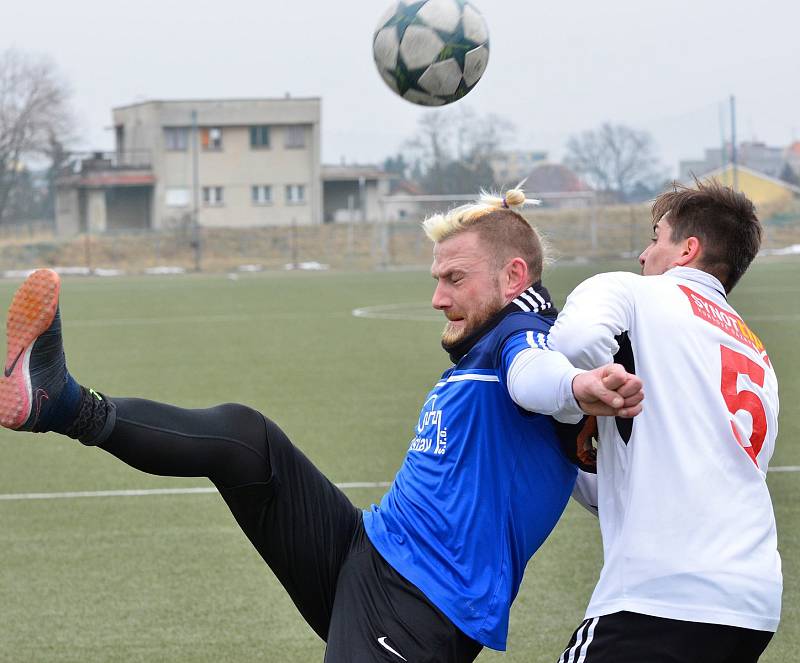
left=56, top=97, right=322, bottom=235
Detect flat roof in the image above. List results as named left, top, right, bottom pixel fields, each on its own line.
left=114, top=96, right=321, bottom=111
left=322, top=165, right=391, bottom=181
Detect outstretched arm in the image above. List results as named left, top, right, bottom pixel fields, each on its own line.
left=572, top=364, right=643, bottom=418
left=506, top=345, right=643, bottom=420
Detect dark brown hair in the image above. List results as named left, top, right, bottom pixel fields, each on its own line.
left=651, top=180, right=762, bottom=293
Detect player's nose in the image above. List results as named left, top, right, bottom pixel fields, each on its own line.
left=431, top=283, right=451, bottom=310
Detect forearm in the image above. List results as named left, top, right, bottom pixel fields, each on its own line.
left=506, top=347, right=585, bottom=423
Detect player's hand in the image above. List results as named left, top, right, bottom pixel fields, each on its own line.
left=572, top=364, right=644, bottom=418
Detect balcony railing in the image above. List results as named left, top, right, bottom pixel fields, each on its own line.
left=64, top=150, right=152, bottom=174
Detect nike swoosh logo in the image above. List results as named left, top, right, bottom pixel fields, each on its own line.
left=4, top=347, right=24, bottom=378
left=377, top=637, right=407, bottom=661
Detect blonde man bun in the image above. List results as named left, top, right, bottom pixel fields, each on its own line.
left=479, top=187, right=530, bottom=211
left=423, top=187, right=540, bottom=242
left=422, top=186, right=547, bottom=280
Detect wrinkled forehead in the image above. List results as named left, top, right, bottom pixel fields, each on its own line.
left=431, top=232, right=489, bottom=274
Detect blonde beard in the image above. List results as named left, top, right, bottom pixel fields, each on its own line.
left=441, top=295, right=505, bottom=350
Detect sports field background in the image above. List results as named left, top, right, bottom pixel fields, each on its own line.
left=1, top=258, right=797, bottom=662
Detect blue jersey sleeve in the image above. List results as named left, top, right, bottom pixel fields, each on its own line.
left=498, top=324, right=553, bottom=388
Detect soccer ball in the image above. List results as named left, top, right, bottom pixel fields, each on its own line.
left=373, top=0, right=490, bottom=107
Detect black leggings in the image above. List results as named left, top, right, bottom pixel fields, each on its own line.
left=101, top=398, right=362, bottom=643
left=103, top=399, right=274, bottom=488
left=98, top=398, right=481, bottom=662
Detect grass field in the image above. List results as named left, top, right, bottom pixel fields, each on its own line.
left=1, top=258, right=798, bottom=662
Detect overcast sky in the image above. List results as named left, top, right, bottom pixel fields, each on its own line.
left=4, top=0, right=798, bottom=176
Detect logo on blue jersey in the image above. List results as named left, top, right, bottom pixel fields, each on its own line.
left=409, top=394, right=447, bottom=455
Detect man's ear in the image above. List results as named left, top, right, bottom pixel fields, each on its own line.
left=675, top=236, right=702, bottom=267
left=503, top=257, right=530, bottom=299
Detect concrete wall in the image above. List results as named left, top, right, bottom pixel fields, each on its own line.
left=55, top=188, right=80, bottom=236
left=381, top=198, right=424, bottom=223
left=367, top=179, right=391, bottom=220
left=86, top=189, right=107, bottom=233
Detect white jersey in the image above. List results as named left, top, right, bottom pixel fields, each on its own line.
left=548, top=266, right=781, bottom=632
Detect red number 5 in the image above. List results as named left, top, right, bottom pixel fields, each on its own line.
left=720, top=345, right=767, bottom=466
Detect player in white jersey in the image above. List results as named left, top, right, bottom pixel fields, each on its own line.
left=548, top=180, right=780, bottom=662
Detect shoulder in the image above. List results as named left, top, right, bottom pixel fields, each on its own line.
left=564, top=271, right=652, bottom=309
left=461, top=312, right=554, bottom=371
left=492, top=311, right=555, bottom=340
left=572, top=270, right=642, bottom=294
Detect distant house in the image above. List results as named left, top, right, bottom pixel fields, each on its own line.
left=490, top=150, right=548, bottom=186
left=525, top=163, right=589, bottom=192
left=694, top=164, right=800, bottom=212
left=380, top=180, right=427, bottom=222
left=56, top=97, right=322, bottom=236
left=680, top=141, right=786, bottom=182
left=524, top=163, right=595, bottom=209
left=321, top=164, right=391, bottom=222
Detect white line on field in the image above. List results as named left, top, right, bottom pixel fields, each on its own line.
left=0, top=481, right=392, bottom=502
left=69, top=312, right=340, bottom=328
left=352, top=302, right=440, bottom=322
left=1, top=468, right=798, bottom=502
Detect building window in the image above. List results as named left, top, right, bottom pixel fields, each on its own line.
left=164, top=127, right=189, bottom=151
left=251, top=185, right=272, bottom=205
left=166, top=188, right=191, bottom=207
left=201, top=127, right=223, bottom=151
left=285, top=125, right=306, bottom=149
left=250, top=126, right=270, bottom=148
left=286, top=184, right=306, bottom=204
left=202, top=186, right=224, bottom=206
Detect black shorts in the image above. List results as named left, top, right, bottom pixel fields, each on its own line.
left=217, top=416, right=482, bottom=663
left=558, top=611, right=774, bottom=663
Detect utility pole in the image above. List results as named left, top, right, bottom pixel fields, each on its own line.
left=191, top=110, right=202, bottom=271
left=730, top=95, right=738, bottom=192
left=718, top=102, right=728, bottom=169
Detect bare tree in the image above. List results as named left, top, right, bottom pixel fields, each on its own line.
left=405, top=111, right=452, bottom=167
left=464, top=112, right=515, bottom=165
left=0, top=49, right=74, bottom=221
left=403, top=106, right=515, bottom=194
left=565, top=123, right=663, bottom=201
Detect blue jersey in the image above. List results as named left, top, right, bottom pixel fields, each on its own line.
left=363, top=311, right=577, bottom=650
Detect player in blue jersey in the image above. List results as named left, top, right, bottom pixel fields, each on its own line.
left=0, top=188, right=642, bottom=662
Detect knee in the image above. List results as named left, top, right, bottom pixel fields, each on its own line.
left=210, top=403, right=269, bottom=449
left=204, top=403, right=273, bottom=487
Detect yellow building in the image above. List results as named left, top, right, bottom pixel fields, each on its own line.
left=698, top=164, right=800, bottom=214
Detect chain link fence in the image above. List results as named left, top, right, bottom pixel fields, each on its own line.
left=0, top=204, right=798, bottom=274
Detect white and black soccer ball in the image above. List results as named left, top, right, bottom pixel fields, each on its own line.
left=373, top=0, right=490, bottom=107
